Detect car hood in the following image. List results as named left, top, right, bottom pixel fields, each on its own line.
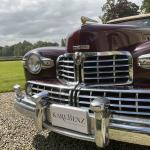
left=67, top=23, right=148, bottom=53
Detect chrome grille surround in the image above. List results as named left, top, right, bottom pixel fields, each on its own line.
left=57, top=53, right=78, bottom=85
left=81, top=51, right=133, bottom=86
left=28, top=81, right=73, bottom=105
left=76, top=87, right=150, bottom=116
left=57, top=51, right=133, bottom=86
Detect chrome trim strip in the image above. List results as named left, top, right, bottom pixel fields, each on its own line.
left=43, top=123, right=95, bottom=142
left=83, top=65, right=129, bottom=69
left=32, top=87, right=70, bottom=96
left=84, top=58, right=129, bottom=63
left=28, top=81, right=75, bottom=89
left=112, top=114, right=150, bottom=126
left=43, top=123, right=150, bottom=146
left=84, top=76, right=129, bottom=80
left=77, top=86, right=150, bottom=93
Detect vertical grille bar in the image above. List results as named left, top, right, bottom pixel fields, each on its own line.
left=113, top=55, right=116, bottom=83
left=136, top=93, right=139, bottom=113
left=119, top=92, right=122, bottom=111
left=96, top=56, right=99, bottom=84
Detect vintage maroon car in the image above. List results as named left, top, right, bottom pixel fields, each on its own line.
left=14, top=14, right=150, bottom=148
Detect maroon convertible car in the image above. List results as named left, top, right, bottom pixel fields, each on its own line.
left=14, top=14, right=150, bottom=148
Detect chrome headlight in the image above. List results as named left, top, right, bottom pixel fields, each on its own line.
left=26, top=54, right=42, bottom=74
left=25, top=53, right=55, bottom=74
left=138, top=54, right=150, bottom=69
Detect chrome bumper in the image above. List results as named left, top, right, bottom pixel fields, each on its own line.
left=14, top=89, right=150, bottom=148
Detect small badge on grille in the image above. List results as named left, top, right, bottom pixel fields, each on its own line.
left=73, top=45, right=90, bottom=51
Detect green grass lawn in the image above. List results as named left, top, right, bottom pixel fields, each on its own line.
left=0, top=61, right=25, bottom=93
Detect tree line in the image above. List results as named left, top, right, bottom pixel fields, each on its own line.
left=0, top=40, right=60, bottom=57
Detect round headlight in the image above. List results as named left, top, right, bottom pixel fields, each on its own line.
left=26, top=54, right=42, bottom=74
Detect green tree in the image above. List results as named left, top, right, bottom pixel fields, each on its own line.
left=141, top=0, right=150, bottom=13
left=0, top=40, right=59, bottom=57
left=61, top=38, right=66, bottom=47
left=101, top=0, right=139, bottom=23
left=1, top=46, right=10, bottom=56
left=0, top=46, right=3, bottom=56
left=33, top=41, right=59, bottom=49
left=22, top=40, right=33, bottom=55
left=13, top=42, right=23, bottom=56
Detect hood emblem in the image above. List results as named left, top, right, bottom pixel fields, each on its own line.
left=73, top=45, right=90, bottom=51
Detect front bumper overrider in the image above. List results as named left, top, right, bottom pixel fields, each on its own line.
left=14, top=84, right=150, bottom=148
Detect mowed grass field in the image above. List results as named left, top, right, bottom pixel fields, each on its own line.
left=0, top=61, right=25, bottom=93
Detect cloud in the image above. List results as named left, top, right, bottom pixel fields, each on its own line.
left=0, top=0, right=142, bottom=46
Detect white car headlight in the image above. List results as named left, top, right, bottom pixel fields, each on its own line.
left=138, top=54, right=150, bottom=69
left=24, top=53, right=55, bottom=74
left=26, top=54, right=42, bottom=74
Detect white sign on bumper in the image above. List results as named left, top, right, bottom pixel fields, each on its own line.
left=50, top=104, right=89, bottom=134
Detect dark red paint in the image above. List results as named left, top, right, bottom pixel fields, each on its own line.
left=24, top=23, right=150, bottom=88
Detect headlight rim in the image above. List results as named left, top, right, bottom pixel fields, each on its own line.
left=26, top=53, right=42, bottom=74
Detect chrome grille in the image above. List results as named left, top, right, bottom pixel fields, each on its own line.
left=57, top=54, right=76, bottom=85
left=30, top=82, right=72, bottom=105
left=57, top=51, right=133, bottom=86
left=76, top=88, right=150, bottom=116
left=82, top=52, right=133, bottom=85
left=27, top=81, right=150, bottom=117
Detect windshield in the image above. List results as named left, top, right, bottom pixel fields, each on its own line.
left=117, top=18, right=150, bottom=28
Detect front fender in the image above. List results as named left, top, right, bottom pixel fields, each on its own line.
left=23, top=47, right=66, bottom=81
left=133, top=41, right=150, bottom=87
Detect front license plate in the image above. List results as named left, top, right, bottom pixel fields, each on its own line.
left=50, top=104, right=89, bottom=134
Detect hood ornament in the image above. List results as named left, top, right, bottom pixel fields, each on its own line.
left=81, top=16, right=98, bottom=25
left=74, top=52, right=85, bottom=65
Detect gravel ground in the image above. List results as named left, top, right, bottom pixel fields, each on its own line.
left=0, top=92, right=149, bottom=150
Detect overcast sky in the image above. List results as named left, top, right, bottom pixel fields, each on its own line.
left=0, top=0, right=142, bottom=46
